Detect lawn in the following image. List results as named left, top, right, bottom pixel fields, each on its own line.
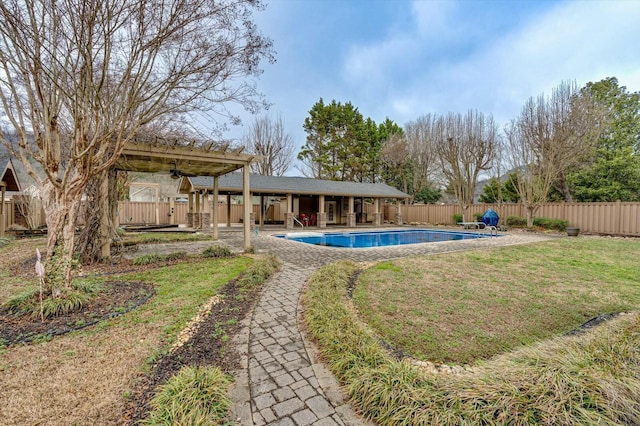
left=0, top=235, right=276, bottom=425
left=353, top=237, right=640, bottom=364
left=303, top=236, right=640, bottom=425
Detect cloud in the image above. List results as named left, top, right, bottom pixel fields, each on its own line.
left=340, top=0, right=640, bottom=127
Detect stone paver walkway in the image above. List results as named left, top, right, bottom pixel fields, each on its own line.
left=130, top=227, right=552, bottom=425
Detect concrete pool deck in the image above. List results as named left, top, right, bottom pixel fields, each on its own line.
left=130, top=227, right=554, bottom=425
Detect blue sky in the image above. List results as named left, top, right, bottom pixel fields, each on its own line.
left=219, top=0, right=640, bottom=175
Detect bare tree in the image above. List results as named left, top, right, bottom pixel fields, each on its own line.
left=434, top=110, right=498, bottom=221
left=404, top=114, right=440, bottom=201
left=243, top=114, right=295, bottom=176
left=381, top=132, right=410, bottom=195
left=528, top=81, right=604, bottom=201
left=14, top=193, right=42, bottom=230
left=0, top=0, right=274, bottom=290
left=505, top=114, right=557, bottom=227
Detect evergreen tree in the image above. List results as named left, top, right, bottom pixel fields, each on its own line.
left=568, top=77, right=640, bottom=201
left=479, top=173, right=521, bottom=203
left=299, top=99, right=402, bottom=182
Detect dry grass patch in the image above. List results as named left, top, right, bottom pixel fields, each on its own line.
left=354, top=237, right=640, bottom=364
left=0, top=252, right=253, bottom=425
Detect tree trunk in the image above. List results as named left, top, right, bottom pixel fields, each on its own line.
left=557, top=174, right=573, bottom=202
left=76, top=170, right=120, bottom=264
left=461, top=203, right=469, bottom=222
left=41, top=181, right=82, bottom=292
left=526, top=205, right=535, bottom=227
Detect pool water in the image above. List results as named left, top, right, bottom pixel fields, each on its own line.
left=276, top=229, right=496, bottom=248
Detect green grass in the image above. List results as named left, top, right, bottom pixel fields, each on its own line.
left=0, top=237, right=47, bottom=301
left=304, top=260, right=640, bottom=425
left=132, top=255, right=279, bottom=423
left=132, top=251, right=189, bottom=265
left=118, top=257, right=253, bottom=342
left=354, top=237, right=640, bottom=364
left=122, top=232, right=213, bottom=245
left=0, top=237, right=12, bottom=248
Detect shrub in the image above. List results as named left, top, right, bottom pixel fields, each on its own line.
left=202, top=245, right=234, bottom=258
left=533, top=217, right=568, bottom=231
left=453, top=213, right=463, bottom=224
left=473, top=212, right=484, bottom=221
left=143, top=366, right=233, bottom=425
left=506, top=216, right=527, bottom=227
left=2, top=290, right=36, bottom=315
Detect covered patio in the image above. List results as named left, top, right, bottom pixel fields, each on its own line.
left=178, top=173, right=409, bottom=230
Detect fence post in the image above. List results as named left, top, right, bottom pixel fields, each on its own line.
left=616, top=200, right=622, bottom=235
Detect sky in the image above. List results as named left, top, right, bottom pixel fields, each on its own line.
left=218, top=0, right=640, bottom=175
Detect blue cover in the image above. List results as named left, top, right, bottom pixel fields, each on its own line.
left=481, top=209, right=499, bottom=227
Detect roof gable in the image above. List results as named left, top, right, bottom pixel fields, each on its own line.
left=0, top=158, right=21, bottom=191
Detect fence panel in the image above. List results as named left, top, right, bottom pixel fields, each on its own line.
left=2, top=200, right=16, bottom=231
left=5, top=200, right=640, bottom=236
left=118, top=201, right=161, bottom=225
left=392, top=202, right=638, bottom=236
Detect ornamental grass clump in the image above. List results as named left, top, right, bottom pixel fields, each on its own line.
left=3, top=275, right=105, bottom=319
left=143, top=366, right=233, bottom=425
left=238, top=254, right=279, bottom=290
left=303, top=261, right=640, bottom=425
left=202, top=245, right=234, bottom=258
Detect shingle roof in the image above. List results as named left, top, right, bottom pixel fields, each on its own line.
left=185, top=173, right=408, bottom=198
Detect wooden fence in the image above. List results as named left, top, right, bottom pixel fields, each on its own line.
left=388, top=202, right=640, bottom=236
left=3, top=200, right=639, bottom=236
left=116, top=201, right=280, bottom=226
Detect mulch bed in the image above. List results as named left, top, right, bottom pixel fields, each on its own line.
left=123, top=274, right=261, bottom=424
left=0, top=280, right=155, bottom=346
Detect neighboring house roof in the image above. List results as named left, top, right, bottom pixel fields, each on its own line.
left=181, top=173, right=409, bottom=199
left=0, top=158, right=21, bottom=191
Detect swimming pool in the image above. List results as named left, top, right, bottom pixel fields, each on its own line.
left=276, top=229, right=497, bottom=248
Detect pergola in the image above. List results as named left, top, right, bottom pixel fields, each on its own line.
left=0, top=158, right=21, bottom=237
left=114, top=141, right=257, bottom=253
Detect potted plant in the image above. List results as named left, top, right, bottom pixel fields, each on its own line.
left=566, top=227, right=580, bottom=237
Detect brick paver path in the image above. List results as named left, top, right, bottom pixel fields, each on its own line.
left=130, top=227, right=551, bottom=425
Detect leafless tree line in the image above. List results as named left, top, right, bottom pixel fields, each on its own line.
left=382, top=110, right=498, bottom=221
left=382, top=81, right=605, bottom=224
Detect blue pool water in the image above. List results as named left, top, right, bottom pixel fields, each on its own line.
left=276, top=229, right=496, bottom=248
